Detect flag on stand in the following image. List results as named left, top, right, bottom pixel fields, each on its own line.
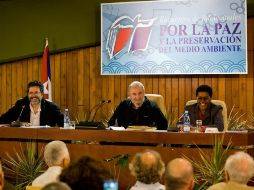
left=41, top=38, right=52, bottom=101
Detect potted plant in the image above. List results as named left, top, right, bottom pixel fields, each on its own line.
left=2, top=142, right=46, bottom=190
left=185, top=136, right=232, bottom=190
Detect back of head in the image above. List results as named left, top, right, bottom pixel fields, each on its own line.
left=59, top=155, right=112, bottom=190
left=129, top=150, right=165, bottom=184
left=196, top=84, right=213, bottom=97
left=42, top=182, right=71, bottom=190
left=225, top=151, right=254, bottom=184
left=44, top=141, right=69, bottom=167
left=165, top=158, right=194, bottom=190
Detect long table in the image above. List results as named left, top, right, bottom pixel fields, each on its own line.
left=0, top=128, right=254, bottom=189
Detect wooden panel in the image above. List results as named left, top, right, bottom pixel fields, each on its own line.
left=54, top=54, right=61, bottom=106
left=0, top=18, right=253, bottom=125
left=1, top=64, right=7, bottom=113
left=60, top=52, right=67, bottom=109
left=11, top=63, right=17, bottom=105
left=248, top=19, right=254, bottom=51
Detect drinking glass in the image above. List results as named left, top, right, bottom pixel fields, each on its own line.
left=195, top=120, right=202, bottom=132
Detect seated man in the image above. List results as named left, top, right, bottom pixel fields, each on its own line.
left=129, top=149, right=165, bottom=190
left=32, top=141, right=70, bottom=187
left=208, top=151, right=254, bottom=190
left=184, top=84, right=224, bottom=131
left=59, top=155, right=112, bottom=190
left=108, top=81, right=168, bottom=130
left=165, top=158, right=194, bottom=190
left=0, top=80, right=63, bottom=127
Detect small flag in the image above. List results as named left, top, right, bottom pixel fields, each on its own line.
left=41, top=38, right=52, bottom=101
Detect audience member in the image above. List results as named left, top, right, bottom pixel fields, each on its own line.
left=0, top=161, right=15, bottom=190
left=59, top=155, right=112, bottom=190
left=0, top=80, right=63, bottom=127
left=184, top=84, right=224, bottom=131
left=208, top=151, right=254, bottom=190
left=42, top=182, right=71, bottom=190
left=108, top=81, right=168, bottom=130
left=32, top=141, right=70, bottom=187
left=0, top=161, right=3, bottom=190
left=165, top=158, right=194, bottom=190
left=129, top=149, right=165, bottom=190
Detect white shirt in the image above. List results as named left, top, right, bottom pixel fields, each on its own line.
left=32, top=166, right=62, bottom=187
left=30, top=104, right=41, bottom=126
left=130, top=181, right=165, bottom=190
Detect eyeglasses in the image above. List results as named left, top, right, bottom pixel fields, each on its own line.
left=28, top=91, right=41, bottom=95
left=197, top=96, right=210, bottom=101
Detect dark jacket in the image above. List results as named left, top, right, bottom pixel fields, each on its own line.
left=108, top=97, right=168, bottom=130
left=0, top=96, right=63, bottom=127
left=185, top=102, right=224, bottom=131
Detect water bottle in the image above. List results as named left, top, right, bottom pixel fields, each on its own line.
left=64, top=109, right=70, bottom=128
left=183, top=110, right=190, bottom=132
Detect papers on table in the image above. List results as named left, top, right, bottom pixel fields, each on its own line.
left=20, top=125, right=51, bottom=128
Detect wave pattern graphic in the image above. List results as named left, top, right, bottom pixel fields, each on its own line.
left=102, top=60, right=246, bottom=74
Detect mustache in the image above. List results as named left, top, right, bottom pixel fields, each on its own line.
left=29, top=96, right=41, bottom=101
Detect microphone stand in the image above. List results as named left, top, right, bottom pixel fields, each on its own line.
left=11, top=105, right=25, bottom=127
left=76, top=100, right=111, bottom=129
left=89, top=100, right=111, bottom=122
left=88, top=101, right=105, bottom=122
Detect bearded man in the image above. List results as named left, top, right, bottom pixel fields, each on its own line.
left=0, top=80, right=63, bottom=127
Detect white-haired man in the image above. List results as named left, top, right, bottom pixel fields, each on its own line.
left=129, top=150, right=165, bottom=190
left=108, top=81, right=168, bottom=130
left=208, top=151, right=254, bottom=190
left=32, top=141, right=70, bottom=187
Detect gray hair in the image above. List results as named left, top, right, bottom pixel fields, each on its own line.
left=129, top=150, right=165, bottom=184
left=44, top=141, right=69, bottom=167
left=128, top=81, right=145, bottom=91
left=225, top=151, right=254, bottom=184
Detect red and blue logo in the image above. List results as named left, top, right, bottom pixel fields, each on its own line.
left=106, top=14, right=156, bottom=59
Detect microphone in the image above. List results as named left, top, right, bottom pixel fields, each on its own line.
left=178, top=113, right=184, bottom=122
left=89, top=100, right=111, bottom=122
left=11, top=105, right=25, bottom=127
left=88, top=100, right=106, bottom=121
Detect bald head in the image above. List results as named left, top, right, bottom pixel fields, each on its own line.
left=140, top=151, right=157, bottom=168
left=129, top=150, right=165, bottom=184
left=165, top=158, right=194, bottom=190
left=225, top=151, right=254, bottom=184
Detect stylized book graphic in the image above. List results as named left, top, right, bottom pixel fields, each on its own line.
left=106, top=14, right=156, bottom=59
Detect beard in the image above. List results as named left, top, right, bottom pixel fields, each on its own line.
left=29, top=96, right=41, bottom=105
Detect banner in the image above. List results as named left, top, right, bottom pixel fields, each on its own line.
left=101, top=0, right=247, bottom=75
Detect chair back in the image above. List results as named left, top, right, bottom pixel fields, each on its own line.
left=145, top=94, right=167, bottom=118
left=185, top=99, right=228, bottom=130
